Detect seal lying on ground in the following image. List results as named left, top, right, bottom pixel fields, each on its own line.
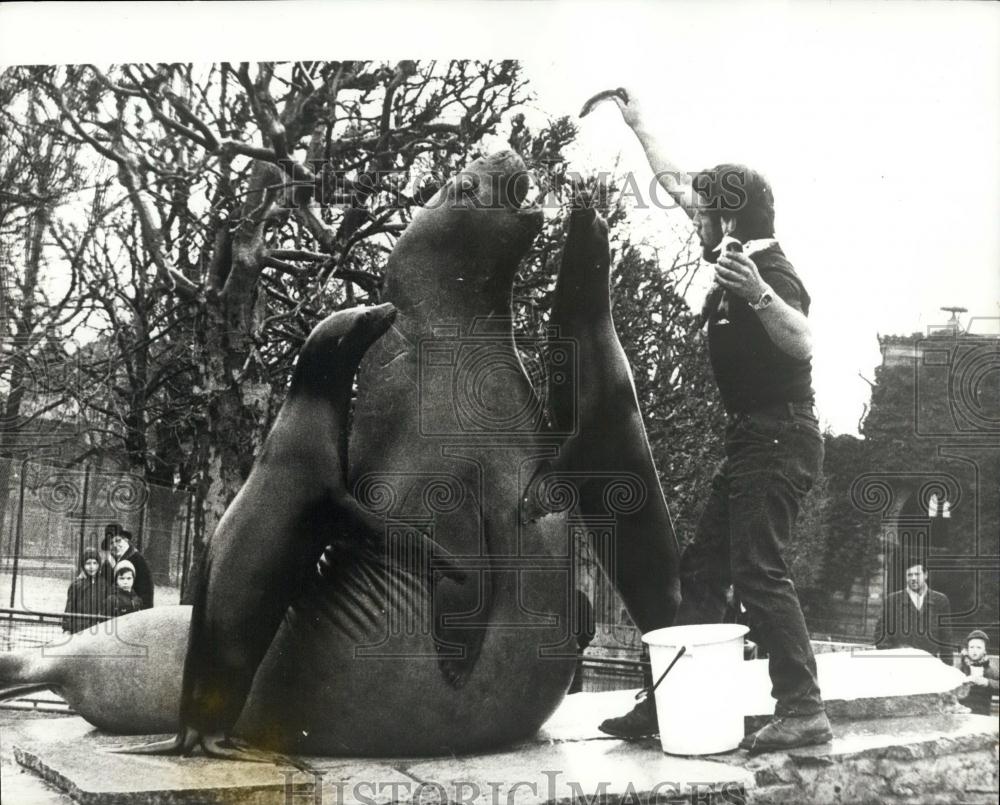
left=0, top=607, right=189, bottom=734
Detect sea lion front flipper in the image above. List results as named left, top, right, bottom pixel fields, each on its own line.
left=337, top=494, right=468, bottom=584
left=112, top=725, right=199, bottom=757
left=115, top=731, right=316, bottom=772
left=535, top=200, right=681, bottom=634
left=203, top=735, right=317, bottom=773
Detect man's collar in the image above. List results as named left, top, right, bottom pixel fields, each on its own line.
left=712, top=237, right=780, bottom=259
left=743, top=238, right=780, bottom=256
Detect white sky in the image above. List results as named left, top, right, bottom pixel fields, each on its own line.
left=2, top=0, right=998, bottom=435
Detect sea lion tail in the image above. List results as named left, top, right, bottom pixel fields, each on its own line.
left=0, top=653, right=51, bottom=702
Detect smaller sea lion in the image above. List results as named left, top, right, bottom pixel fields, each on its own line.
left=0, top=607, right=189, bottom=734
left=527, top=203, right=681, bottom=635
left=126, top=302, right=460, bottom=763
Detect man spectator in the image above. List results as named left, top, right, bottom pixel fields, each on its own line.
left=101, top=524, right=154, bottom=610
left=874, top=560, right=953, bottom=663
left=597, top=90, right=831, bottom=753
left=957, top=629, right=998, bottom=716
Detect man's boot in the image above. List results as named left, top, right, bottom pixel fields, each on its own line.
left=738, top=711, right=833, bottom=754
left=597, top=690, right=659, bottom=739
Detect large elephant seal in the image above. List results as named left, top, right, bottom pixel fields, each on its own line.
left=11, top=154, right=679, bottom=759
left=526, top=203, right=681, bottom=634
left=225, top=150, right=581, bottom=756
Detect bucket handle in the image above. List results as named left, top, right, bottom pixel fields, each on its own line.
left=647, top=645, right=687, bottom=697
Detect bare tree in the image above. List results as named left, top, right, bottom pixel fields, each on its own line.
left=18, top=60, right=529, bottom=557
left=0, top=74, right=117, bottom=545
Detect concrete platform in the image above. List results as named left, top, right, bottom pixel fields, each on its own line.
left=741, top=647, right=973, bottom=728
left=10, top=651, right=998, bottom=804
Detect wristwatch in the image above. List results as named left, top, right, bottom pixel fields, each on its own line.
left=751, top=288, right=774, bottom=311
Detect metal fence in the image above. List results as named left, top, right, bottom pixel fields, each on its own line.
left=579, top=655, right=647, bottom=693
left=0, top=606, right=108, bottom=651
left=0, top=608, right=78, bottom=713
left=0, top=457, right=195, bottom=608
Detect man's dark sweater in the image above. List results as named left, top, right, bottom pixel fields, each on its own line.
left=874, top=588, right=953, bottom=663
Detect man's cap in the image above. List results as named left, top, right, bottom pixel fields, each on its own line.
left=965, top=629, right=989, bottom=645
left=101, top=528, right=132, bottom=551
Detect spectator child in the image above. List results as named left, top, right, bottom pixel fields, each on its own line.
left=62, top=547, right=107, bottom=633
left=104, top=560, right=144, bottom=618
left=958, top=629, right=999, bottom=716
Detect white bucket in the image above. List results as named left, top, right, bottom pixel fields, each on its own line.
left=642, top=623, right=749, bottom=755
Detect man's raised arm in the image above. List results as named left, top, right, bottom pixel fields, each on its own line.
left=610, top=92, right=698, bottom=221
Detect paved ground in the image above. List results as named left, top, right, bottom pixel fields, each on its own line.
left=0, top=710, right=76, bottom=804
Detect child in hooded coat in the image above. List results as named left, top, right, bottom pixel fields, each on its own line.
left=104, top=560, right=144, bottom=618
left=62, top=547, right=108, bottom=633
left=958, top=629, right=999, bottom=716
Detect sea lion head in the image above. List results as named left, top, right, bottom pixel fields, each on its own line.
left=385, top=151, right=544, bottom=310
left=295, top=303, right=398, bottom=387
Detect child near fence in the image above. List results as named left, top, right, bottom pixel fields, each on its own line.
left=62, top=547, right=107, bottom=633
left=103, top=560, right=143, bottom=618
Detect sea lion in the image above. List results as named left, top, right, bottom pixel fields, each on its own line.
left=526, top=203, right=681, bottom=634
left=129, top=302, right=458, bottom=761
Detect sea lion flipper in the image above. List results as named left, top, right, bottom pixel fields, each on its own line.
left=541, top=202, right=681, bottom=635
left=113, top=726, right=199, bottom=757
left=390, top=525, right=467, bottom=584
left=115, top=730, right=316, bottom=771
left=203, top=735, right=318, bottom=773
left=338, top=495, right=467, bottom=584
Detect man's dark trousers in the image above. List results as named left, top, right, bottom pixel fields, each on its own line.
left=674, top=402, right=824, bottom=716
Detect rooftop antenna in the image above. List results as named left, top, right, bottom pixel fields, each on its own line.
left=940, top=306, right=967, bottom=334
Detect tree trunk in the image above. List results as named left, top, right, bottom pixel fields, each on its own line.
left=188, top=292, right=273, bottom=579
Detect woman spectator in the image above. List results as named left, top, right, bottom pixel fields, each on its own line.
left=101, top=525, right=154, bottom=609
left=62, top=547, right=107, bottom=633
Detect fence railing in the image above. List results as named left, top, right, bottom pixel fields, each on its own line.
left=0, top=606, right=109, bottom=651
